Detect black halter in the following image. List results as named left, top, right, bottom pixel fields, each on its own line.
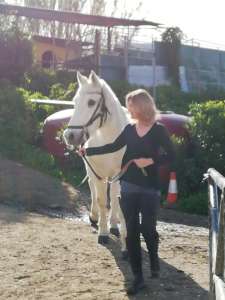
left=67, top=90, right=109, bottom=132
left=66, top=90, right=110, bottom=181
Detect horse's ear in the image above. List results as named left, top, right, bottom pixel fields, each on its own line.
left=77, top=71, right=88, bottom=86
left=89, top=70, right=101, bottom=86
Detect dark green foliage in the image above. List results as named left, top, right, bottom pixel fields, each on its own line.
left=108, top=80, right=140, bottom=106
left=0, top=80, right=39, bottom=145
left=173, top=136, right=204, bottom=196
left=24, top=67, right=57, bottom=96
left=0, top=80, right=83, bottom=185
left=0, top=25, right=33, bottom=84
left=156, top=85, right=195, bottom=114
left=49, top=81, right=77, bottom=101
left=177, top=191, right=208, bottom=215
left=173, top=100, right=225, bottom=215
left=161, top=27, right=184, bottom=87
left=24, top=67, right=77, bottom=96
left=155, top=85, right=225, bottom=115
left=189, top=100, right=225, bottom=175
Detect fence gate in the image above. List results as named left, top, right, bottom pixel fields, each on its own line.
left=206, top=168, right=225, bottom=300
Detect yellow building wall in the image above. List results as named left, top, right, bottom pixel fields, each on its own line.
left=33, top=40, right=82, bottom=65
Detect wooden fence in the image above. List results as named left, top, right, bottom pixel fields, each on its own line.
left=206, top=168, right=225, bottom=300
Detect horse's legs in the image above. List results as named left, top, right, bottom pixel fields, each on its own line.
left=95, top=180, right=109, bottom=244
left=88, top=177, right=98, bottom=226
left=117, top=201, right=127, bottom=255
left=109, top=182, right=119, bottom=232
left=109, top=182, right=127, bottom=254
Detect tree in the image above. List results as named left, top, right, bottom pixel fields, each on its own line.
left=0, top=25, right=33, bottom=84
left=2, top=0, right=142, bottom=45
left=161, top=27, right=184, bottom=88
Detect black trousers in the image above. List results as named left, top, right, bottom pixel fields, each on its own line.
left=120, top=181, right=160, bottom=277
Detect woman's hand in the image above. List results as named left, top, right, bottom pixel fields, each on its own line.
left=76, top=146, right=86, bottom=157
left=133, top=158, right=154, bottom=168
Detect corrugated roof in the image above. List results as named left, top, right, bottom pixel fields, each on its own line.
left=32, top=35, right=92, bottom=47
left=0, top=3, right=161, bottom=27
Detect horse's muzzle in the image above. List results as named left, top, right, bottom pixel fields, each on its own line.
left=63, top=128, right=85, bottom=147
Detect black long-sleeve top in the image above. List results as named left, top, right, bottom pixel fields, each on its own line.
left=86, top=122, right=175, bottom=189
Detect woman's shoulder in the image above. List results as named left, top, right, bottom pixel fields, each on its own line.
left=153, top=121, right=168, bottom=134
left=154, top=121, right=166, bottom=129
left=124, top=123, right=135, bottom=131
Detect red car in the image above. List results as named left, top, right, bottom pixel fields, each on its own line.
left=41, top=109, right=190, bottom=183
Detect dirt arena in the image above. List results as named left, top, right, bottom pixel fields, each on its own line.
left=0, top=158, right=209, bottom=299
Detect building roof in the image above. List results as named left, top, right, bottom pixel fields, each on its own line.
left=0, top=3, right=161, bottom=28
left=32, top=35, right=92, bottom=47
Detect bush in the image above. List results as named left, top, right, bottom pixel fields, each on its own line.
left=171, top=100, right=225, bottom=215
left=189, top=100, right=225, bottom=175
left=0, top=80, right=84, bottom=186
left=156, top=85, right=193, bottom=114
left=0, top=80, right=39, bottom=145
left=173, top=136, right=205, bottom=197
left=49, top=82, right=77, bottom=101
left=24, top=67, right=57, bottom=96
left=24, top=67, right=77, bottom=96
left=177, top=191, right=208, bottom=215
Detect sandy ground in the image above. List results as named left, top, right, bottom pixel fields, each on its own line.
left=0, top=157, right=209, bottom=299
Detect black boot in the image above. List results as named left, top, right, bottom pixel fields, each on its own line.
left=150, top=254, right=160, bottom=278
left=151, top=270, right=160, bottom=278
left=126, top=275, right=146, bottom=295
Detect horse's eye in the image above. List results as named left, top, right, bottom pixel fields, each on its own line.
left=88, top=99, right=96, bottom=107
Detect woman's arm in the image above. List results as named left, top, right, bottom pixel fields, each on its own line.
left=85, top=126, right=128, bottom=156
left=155, top=125, right=176, bottom=168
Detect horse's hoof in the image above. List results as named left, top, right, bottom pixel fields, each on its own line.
left=121, top=250, right=129, bottom=260
left=110, top=227, right=120, bottom=237
left=98, top=235, right=109, bottom=244
left=89, top=216, right=98, bottom=229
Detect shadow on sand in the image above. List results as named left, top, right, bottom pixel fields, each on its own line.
left=158, top=207, right=208, bottom=228
left=104, top=236, right=208, bottom=300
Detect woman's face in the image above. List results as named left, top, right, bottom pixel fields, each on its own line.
left=127, top=100, right=141, bottom=120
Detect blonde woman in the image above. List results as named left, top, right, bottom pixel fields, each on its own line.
left=78, top=89, right=175, bottom=295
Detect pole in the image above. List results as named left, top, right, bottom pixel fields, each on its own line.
left=152, top=38, right=157, bottom=101
left=94, top=30, right=101, bottom=75
left=107, top=27, right=112, bottom=52
left=124, top=35, right=129, bottom=81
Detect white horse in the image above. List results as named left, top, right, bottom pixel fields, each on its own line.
left=63, top=70, right=130, bottom=254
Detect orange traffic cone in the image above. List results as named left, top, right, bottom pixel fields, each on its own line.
left=167, top=172, right=178, bottom=204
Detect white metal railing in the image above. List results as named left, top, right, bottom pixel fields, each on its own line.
left=205, top=168, right=225, bottom=300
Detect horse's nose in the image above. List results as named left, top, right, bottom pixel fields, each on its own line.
left=64, top=128, right=85, bottom=146
left=68, top=132, right=74, bottom=142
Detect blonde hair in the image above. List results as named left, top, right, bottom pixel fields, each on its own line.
left=125, top=89, right=159, bottom=123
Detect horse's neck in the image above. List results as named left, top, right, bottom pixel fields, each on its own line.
left=87, top=86, right=130, bottom=146
left=101, top=104, right=129, bottom=139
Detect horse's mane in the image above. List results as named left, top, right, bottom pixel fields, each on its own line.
left=100, top=79, right=122, bottom=105
left=100, top=79, right=132, bottom=124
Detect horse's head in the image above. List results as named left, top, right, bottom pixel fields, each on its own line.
left=63, top=71, right=109, bottom=148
